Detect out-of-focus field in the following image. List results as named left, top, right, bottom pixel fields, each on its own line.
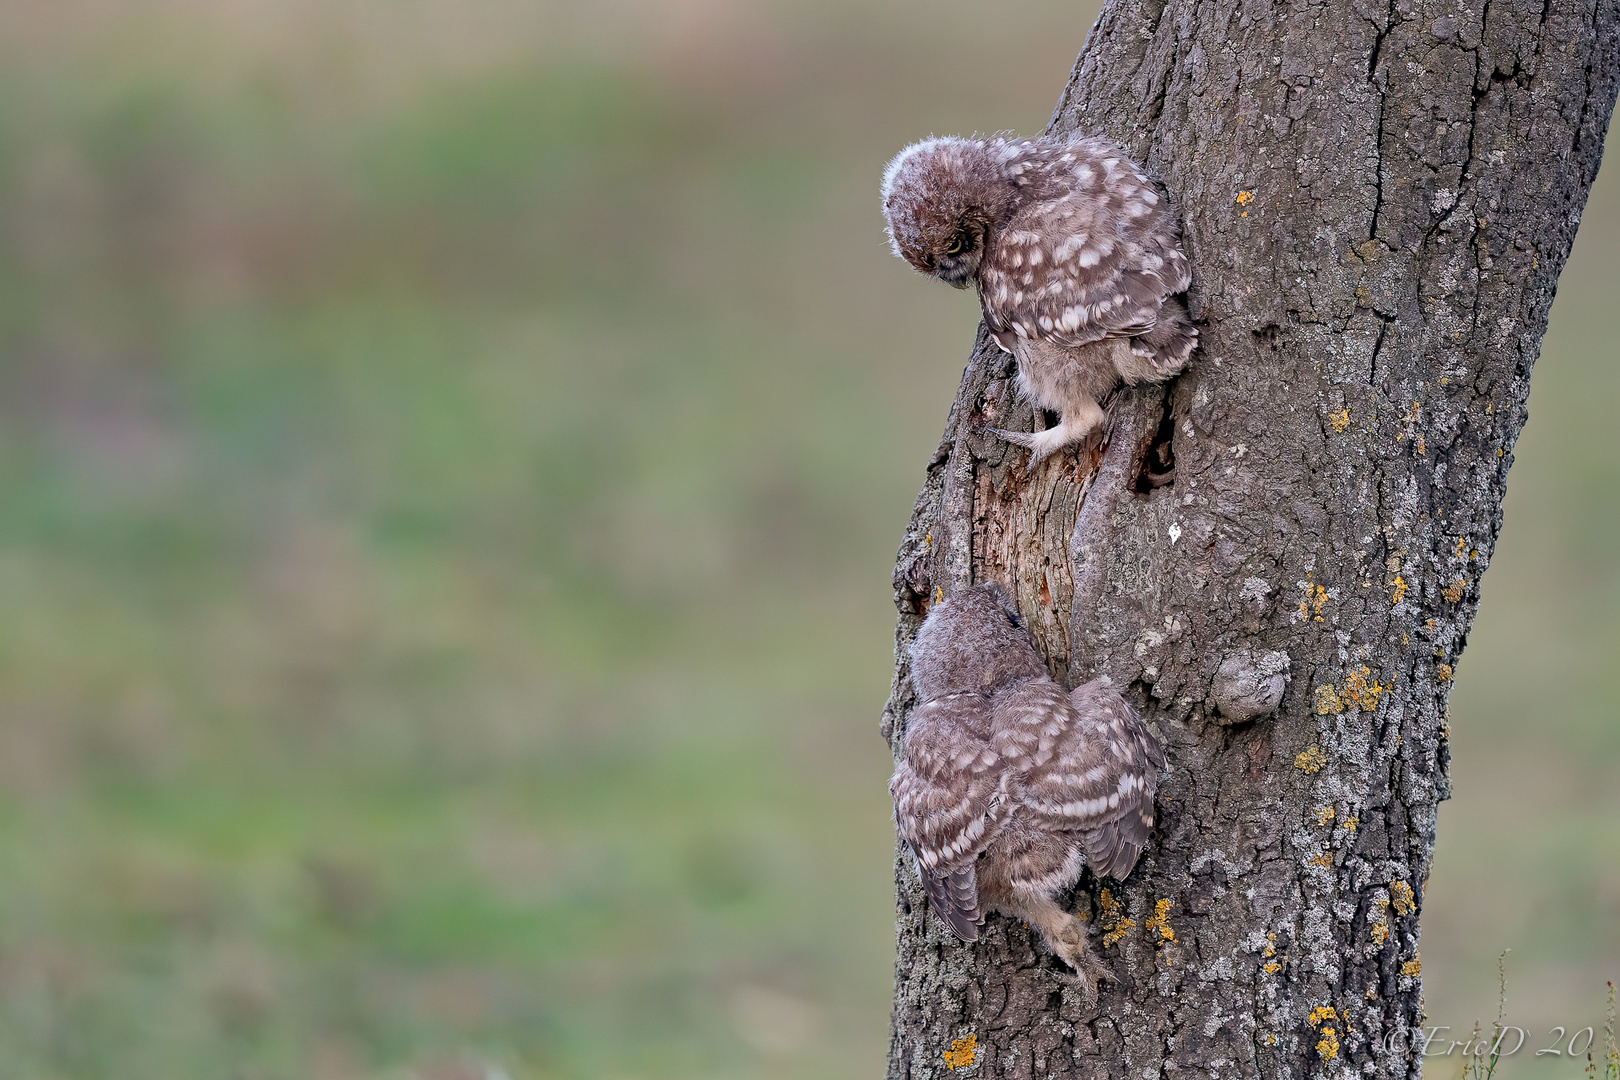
left=0, top=2, right=1611, bottom=1078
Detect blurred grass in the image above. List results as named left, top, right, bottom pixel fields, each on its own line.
left=0, top=2, right=1612, bottom=1078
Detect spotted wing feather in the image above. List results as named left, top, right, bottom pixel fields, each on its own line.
left=889, top=694, right=1008, bottom=941
left=994, top=677, right=1164, bottom=881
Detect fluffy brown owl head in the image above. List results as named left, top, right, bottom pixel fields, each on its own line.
left=908, top=583, right=1048, bottom=701
left=880, top=137, right=1017, bottom=289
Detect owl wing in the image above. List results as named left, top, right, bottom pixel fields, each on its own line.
left=889, top=694, right=1008, bottom=942
left=994, top=677, right=1164, bottom=881
left=979, top=144, right=1191, bottom=370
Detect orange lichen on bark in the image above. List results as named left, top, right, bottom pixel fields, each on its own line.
left=1097, top=889, right=1136, bottom=947
left=943, top=1034, right=978, bottom=1070
left=1390, top=880, right=1416, bottom=915
left=1401, top=955, right=1422, bottom=976
left=1316, top=805, right=1336, bottom=826
left=1328, top=408, right=1350, bottom=432
left=1442, top=578, right=1466, bottom=603
left=1299, top=581, right=1328, bottom=621
left=1341, top=665, right=1385, bottom=710
left=1436, top=663, right=1453, bottom=681
left=1295, top=746, right=1327, bottom=773
left=1145, top=899, right=1176, bottom=942
left=1391, top=575, right=1408, bottom=604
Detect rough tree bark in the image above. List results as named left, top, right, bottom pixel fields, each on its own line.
left=878, top=0, right=1620, bottom=1075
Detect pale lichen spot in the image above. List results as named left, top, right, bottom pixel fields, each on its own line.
left=1314, top=684, right=1344, bottom=716
left=1295, top=746, right=1328, bottom=773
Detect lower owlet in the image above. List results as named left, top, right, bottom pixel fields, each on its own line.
left=881, top=134, right=1197, bottom=465
left=889, top=583, right=1164, bottom=994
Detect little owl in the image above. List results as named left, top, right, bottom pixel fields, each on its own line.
left=881, top=134, right=1197, bottom=465
left=890, top=583, right=1164, bottom=994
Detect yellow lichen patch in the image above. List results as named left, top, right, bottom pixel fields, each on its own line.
left=1390, top=881, right=1416, bottom=915
left=1264, top=961, right=1282, bottom=974
left=1263, top=933, right=1277, bottom=959
left=1314, top=684, right=1344, bottom=715
left=1401, top=954, right=1422, bottom=976
left=1442, top=578, right=1466, bottom=603
left=1328, top=407, right=1351, bottom=433
left=1097, top=889, right=1136, bottom=947
left=1299, top=581, right=1328, bottom=621
left=1236, top=190, right=1254, bottom=205
left=1390, top=575, right=1408, bottom=604
left=1102, top=920, right=1136, bottom=947
left=1436, top=663, right=1453, bottom=681
left=1371, top=920, right=1390, bottom=944
left=1295, top=746, right=1327, bottom=773
left=1317, top=1028, right=1340, bottom=1060
left=1146, top=899, right=1176, bottom=942
left=1307, top=853, right=1332, bottom=868
left=1455, top=536, right=1469, bottom=558
left=1341, top=665, right=1386, bottom=710
left=943, top=1034, right=978, bottom=1070
left=1342, top=817, right=1359, bottom=833
left=933, top=585, right=944, bottom=605
left=1309, top=1006, right=1339, bottom=1026
left=1316, top=805, right=1337, bottom=826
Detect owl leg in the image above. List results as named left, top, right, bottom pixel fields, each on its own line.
left=1017, top=895, right=1113, bottom=1000
left=987, top=396, right=1106, bottom=467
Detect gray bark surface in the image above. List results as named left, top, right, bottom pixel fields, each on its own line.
left=878, top=0, right=1620, bottom=1075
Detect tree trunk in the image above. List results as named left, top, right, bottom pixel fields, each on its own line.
left=879, top=0, right=1620, bottom=1074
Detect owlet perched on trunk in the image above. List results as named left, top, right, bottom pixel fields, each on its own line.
left=889, top=583, right=1164, bottom=995
left=881, top=134, right=1197, bottom=465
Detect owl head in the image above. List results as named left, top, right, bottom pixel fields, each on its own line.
left=909, top=582, right=1048, bottom=701
left=881, top=137, right=1016, bottom=289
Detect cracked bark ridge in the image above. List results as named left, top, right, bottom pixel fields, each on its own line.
left=880, top=0, right=1619, bottom=1075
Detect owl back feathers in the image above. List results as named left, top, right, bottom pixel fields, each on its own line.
left=977, top=137, right=1196, bottom=376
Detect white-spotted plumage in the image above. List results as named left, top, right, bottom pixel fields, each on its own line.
left=889, top=583, right=1165, bottom=995
left=881, top=134, right=1198, bottom=465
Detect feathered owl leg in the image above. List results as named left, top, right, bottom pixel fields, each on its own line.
left=987, top=396, right=1106, bottom=467
left=1014, top=894, right=1113, bottom=1000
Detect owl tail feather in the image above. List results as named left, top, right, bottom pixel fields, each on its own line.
left=920, top=864, right=984, bottom=942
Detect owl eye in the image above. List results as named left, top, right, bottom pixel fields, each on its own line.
left=945, top=233, right=968, bottom=256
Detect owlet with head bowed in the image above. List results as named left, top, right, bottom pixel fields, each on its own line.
left=882, top=134, right=1197, bottom=464
left=890, top=584, right=1164, bottom=995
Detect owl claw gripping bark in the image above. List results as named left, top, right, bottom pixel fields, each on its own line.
left=889, top=584, right=1165, bottom=980
left=882, top=135, right=1197, bottom=463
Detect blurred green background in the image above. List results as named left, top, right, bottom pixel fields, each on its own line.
left=0, top=2, right=1611, bottom=1078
